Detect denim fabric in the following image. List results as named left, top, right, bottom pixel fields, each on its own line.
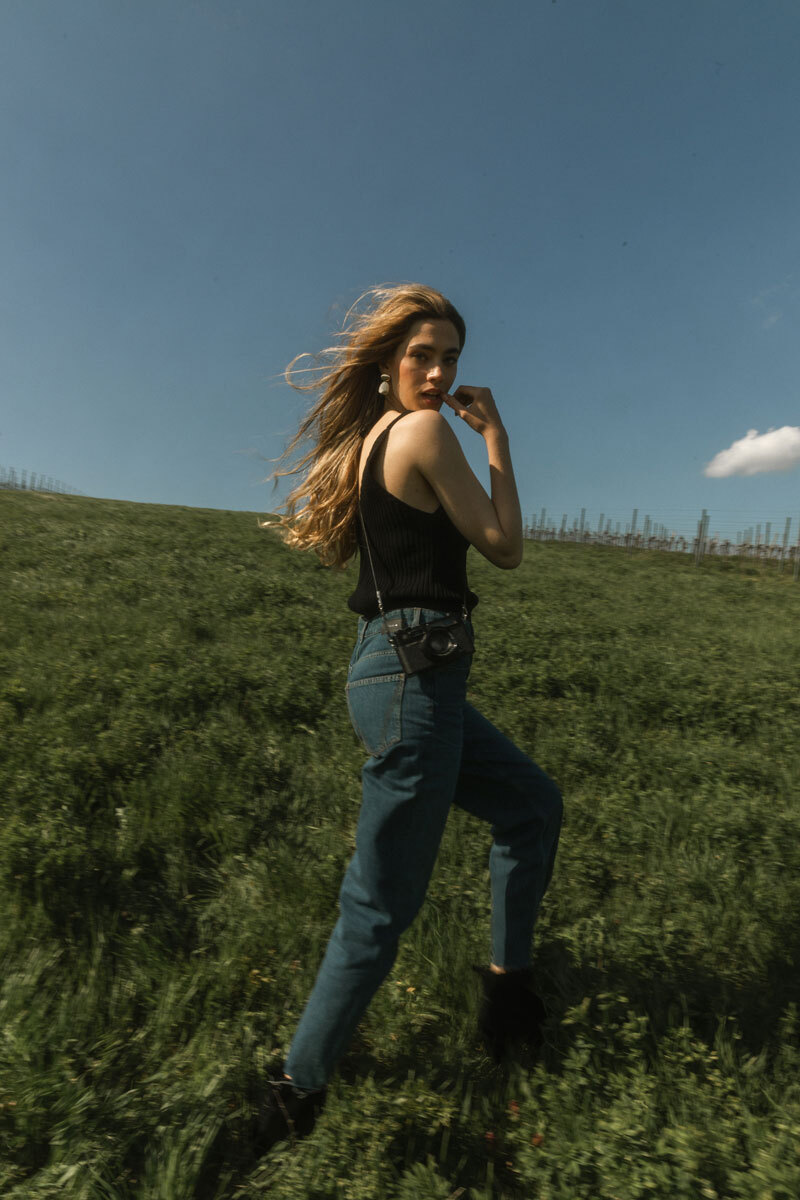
left=283, top=607, right=563, bottom=1092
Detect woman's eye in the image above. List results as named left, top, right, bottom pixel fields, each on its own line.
left=410, top=352, right=457, bottom=365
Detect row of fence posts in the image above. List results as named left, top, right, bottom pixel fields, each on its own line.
left=0, top=465, right=85, bottom=497
left=5, top=467, right=798, bottom=582
left=525, top=507, right=800, bottom=581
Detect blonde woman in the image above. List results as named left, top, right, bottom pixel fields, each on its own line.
left=258, top=284, right=562, bottom=1150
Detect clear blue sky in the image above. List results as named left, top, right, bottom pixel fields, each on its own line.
left=3, top=0, right=799, bottom=544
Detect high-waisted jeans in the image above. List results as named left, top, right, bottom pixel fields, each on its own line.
left=283, top=607, right=563, bottom=1092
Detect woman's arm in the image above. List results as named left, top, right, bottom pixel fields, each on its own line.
left=483, top=424, right=523, bottom=568
left=401, top=389, right=524, bottom=569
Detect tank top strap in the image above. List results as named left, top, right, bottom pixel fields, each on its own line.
left=361, top=411, right=411, bottom=493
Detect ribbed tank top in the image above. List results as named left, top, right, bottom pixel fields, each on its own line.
left=347, top=411, right=480, bottom=619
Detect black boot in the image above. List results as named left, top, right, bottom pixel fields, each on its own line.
left=253, top=1066, right=327, bottom=1153
left=471, top=965, right=547, bottom=1064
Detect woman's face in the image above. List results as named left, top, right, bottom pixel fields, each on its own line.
left=382, top=319, right=461, bottom=415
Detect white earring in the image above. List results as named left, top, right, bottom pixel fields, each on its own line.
left=378, top=373, right=390, bottom=396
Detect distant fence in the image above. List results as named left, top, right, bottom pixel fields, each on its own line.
left=525, top=507, right=800, bottom=580
left=0, top=465, right=85, bottom=497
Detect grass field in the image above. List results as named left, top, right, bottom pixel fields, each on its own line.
left=1, top=488, right=799, bottom=1199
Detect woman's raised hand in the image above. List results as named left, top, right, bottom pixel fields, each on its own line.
left=441, top=385, right=506, bottom=439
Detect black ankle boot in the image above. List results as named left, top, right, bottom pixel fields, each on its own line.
left=471, top=965, right=547, bottom=1064
left=254, top=1067, right=327, bottom=1153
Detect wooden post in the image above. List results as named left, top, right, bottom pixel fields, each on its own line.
left=694, top=509, right=708, bottom=565
left=778, top=517, right=791, bottom=573
left=628, top=508, right=638, bottom=555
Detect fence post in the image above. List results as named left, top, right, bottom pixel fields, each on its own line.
left=694, top=509, right=708, bottom=565
left=628, top=508, right=638, bottom=555
left=779, top=517, right=791, bottom=573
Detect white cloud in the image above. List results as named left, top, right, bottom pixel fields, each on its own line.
left=752, top=287, right=784, bottom=329
left=704, top=426, right=800, bottom=477
left=751, top=277, right=798, bottom=330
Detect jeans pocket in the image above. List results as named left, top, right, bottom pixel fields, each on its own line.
left=345, top=672, right=405, bottom=757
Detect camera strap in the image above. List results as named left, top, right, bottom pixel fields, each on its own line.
left=358, top=504, right=389, bottom=623
left=357, top=503, right=469, bottom=627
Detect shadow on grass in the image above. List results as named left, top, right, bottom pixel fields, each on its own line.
left=135, top=921, right=800, bottom=1199
left=533, top=912, right=800, bottom=1072
left=197, top=1044, right=528, bottom=1200
left=7, top=918, right=794, bottom=1200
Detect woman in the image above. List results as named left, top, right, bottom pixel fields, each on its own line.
left=258, top=283, right=563, bottom=1151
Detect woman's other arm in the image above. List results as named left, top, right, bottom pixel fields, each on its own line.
left=402, top=389, right=523, bottom=569
left=483, top=423, right=523, bottom=568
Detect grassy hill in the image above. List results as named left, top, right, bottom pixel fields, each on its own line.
left=2, top=489, right=799, bottom=1199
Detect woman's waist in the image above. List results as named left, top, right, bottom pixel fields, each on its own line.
left=348, top=568, right=478, bottom=615
left=355, top=606, right=475, bottom=646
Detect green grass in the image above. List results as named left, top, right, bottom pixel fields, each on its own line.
left=1, top=488, right=799, bottom=1199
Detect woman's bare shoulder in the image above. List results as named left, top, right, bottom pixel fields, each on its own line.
left=392, top=409, right=460, bottom=461
left=391, top=408, right=453, bottom=442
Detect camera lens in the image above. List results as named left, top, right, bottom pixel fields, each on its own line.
left=427, top=628, right=456, bottom=657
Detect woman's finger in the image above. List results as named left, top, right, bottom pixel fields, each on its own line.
left=444, top=390, right=477, bottom=414
left=441, top=392, right=468, bottom=414
left=453, top=385, right=476, bottom=407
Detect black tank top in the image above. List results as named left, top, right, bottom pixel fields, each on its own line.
left=347, top=411, right=479, bottom=619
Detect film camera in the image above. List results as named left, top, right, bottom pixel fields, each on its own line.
left=383, top=613, right=474, bottom=676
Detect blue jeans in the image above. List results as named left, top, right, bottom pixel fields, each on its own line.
left=283, top=607, right=563, bottom=1091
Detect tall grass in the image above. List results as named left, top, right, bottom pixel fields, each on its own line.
left=1, top=489, right=799, bottom=1199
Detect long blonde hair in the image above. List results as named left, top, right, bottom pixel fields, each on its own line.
left=261, top=283, right=466, bottom=568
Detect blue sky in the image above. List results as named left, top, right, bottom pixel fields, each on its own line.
left=2, top=0, right=799, bottom=545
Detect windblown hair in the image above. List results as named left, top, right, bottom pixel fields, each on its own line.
left=261, top=283, right=466, bottom=568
